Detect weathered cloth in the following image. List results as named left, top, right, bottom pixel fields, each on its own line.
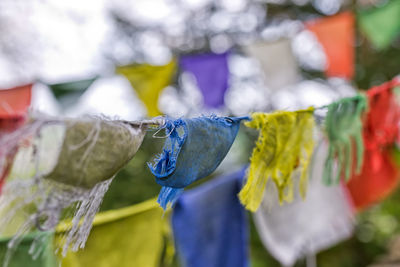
left=172, top=168, right=248, bottom=267
left=44, top=118, right=146, bottom=188
left=0, top=117, right=148, bottom=256
left=239, top=108, right=315, bottom=212
left=323, top=94, right=367, bottom=185
left=149, top=116, right=248, bottom=209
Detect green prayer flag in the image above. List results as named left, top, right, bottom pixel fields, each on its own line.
left=359, top=0, right=400, bottom=50
left=47, top=77, right=97, bottom=109
left=0, top=232, right=57, bottom=267
left=323, top=94, right=367, bottom=185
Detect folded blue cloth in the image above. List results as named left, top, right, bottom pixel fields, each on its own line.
left=172, top=168, right=249, bottom=267
left=148, top=116, right=248, bottom=208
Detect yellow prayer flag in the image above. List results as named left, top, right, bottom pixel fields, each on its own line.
left=56, top=199, right=173, bottom=267
left=239, top=108, right=315, bottom=212
left=117, top=60, right=176, bottom=117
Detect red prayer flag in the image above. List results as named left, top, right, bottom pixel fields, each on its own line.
left=347, top=78, right=400, bottom=210
left=0, top=83, right=32, bottom=190
left=307, top=12, right=355, bottom=79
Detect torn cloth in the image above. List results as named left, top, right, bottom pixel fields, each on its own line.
left=323, top=94, right=367, bottom=185
left=0, top=117, right=148, bottom=257
left=179, top=52, right=229, bottom=108
left=239, top=108, right=315, bottom=212
left=172, top=168, right=248, bottom=267
left=148, top=116, right=248, bottom=209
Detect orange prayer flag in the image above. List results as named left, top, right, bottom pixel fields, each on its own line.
left=0, top=84, right=32, bottom=118
left=306, top=12, right=355, bottom=79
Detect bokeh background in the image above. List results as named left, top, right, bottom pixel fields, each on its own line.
left=1, top=0, right=400, bottom=266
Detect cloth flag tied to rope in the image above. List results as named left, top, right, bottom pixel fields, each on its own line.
left=148, top=115, right=248, bottom=209
left=347, top=78, right=400, bottom=210
left=0, top=117, right=148, bottom=257
left=0, top=84, right=32, bottom=118
left=179, top=52, right=230, bottom=108
left=244, top=39, right=300, bottom=90
left=239, top=108, right=315, bottom=212
left=253, top=141, right=354, bottom=267
left=358, top=0, right=400, bottom=50
left=172, top=168, right=248, bottom=267
left=117, top=60, right=176, bottom=117
left=307, top=12, right=355, bottom=79
left=58, top=199, right=172, bottom=267
left=44, top=118, right=147, bottom=189
left=47, top=78, right=97, bottom=109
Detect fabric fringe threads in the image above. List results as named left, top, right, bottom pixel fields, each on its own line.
left=148, top=116, right=248, bottom=209
left=239, top=107, right=315, bottom=212
left=322, top=94, right=367, bottom=185
left=239, top=108, right=315, bottom=212
left=0, top=116, right=146, bottom=259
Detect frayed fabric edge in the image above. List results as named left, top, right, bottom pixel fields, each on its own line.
left=157, top=186, right=184, bottom=210
left=148, top=118, right=188, bottom=179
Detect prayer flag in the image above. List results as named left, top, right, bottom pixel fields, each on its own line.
left=239, top=108, right=315, bottom=211
left=172, top=168, right=248, bottom=267
left=347, top=78, right=400, bottom=210
left=0, top=84, right=32, bottom=118
left=58, top=199, right=172, bottom=267
left=180, top=52, right=230, bottom=108
left=148, top=116, right=248, bottom=209
left=307, top=12, right=355, bottom=79
left=48, top=78, right=96, bottom=109
left=117, top=60, right=176, bottom=117
left=244, top=39, right=300, bottom=90
left=359, top=1, right=400, bottom=50
left=254, top=141, right=354, bottom=266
